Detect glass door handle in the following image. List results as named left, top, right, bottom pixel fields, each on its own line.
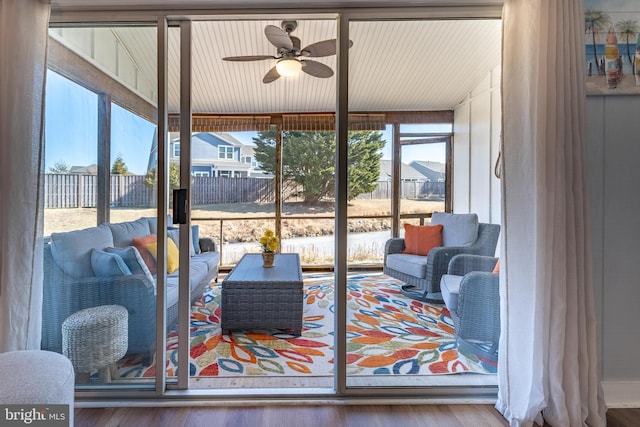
left=172, top=189, right=187, bottom=224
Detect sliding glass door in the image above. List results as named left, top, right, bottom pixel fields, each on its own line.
left=177, top=17, right=338, bottom=390
left=46, top=5, right=502, bottom=398
left=345, top=18, right=501, bottom=390
left=44, top=23, right=159, bottom=389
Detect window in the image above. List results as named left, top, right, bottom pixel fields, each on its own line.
left=193, top=171, right=209, bottom=177
left=173, top=142, right=180, bottom=157
left=219, top=146, right=234, bottom=160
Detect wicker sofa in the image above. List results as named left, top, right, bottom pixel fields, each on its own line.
left=41, top=217, right=219, bottom=361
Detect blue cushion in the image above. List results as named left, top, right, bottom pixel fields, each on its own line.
left=168, top=228, right=197, bottom=257
left=146, top=216, right=173, bottom=235
left=104, top=246, right=154, bottom=282
left=431, top=212, right=479, bottom=247
left=191, top=225, right=201, bottom=254
left=147, top=217, right=158, bottom=235
left=386, top=253, right=428, bottom=278
left=440, top=274, right=462, bottom=313
left=50, top=224, right=114, bottom=278
left=90, top=249, right=132, bottom=277
left=108, top=218, right=152, bottom=247
left=191, top=251, right=219, bottom=273
left=166, top=262, right=208, bottom=307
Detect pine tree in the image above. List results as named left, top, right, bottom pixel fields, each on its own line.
left=253, top=130, right=384, bottom=203
left=111, top=154, right=129, bottom=175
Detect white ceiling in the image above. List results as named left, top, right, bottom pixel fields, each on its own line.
left=52, top=15, right=502, bottom=115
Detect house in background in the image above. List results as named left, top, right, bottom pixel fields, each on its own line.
left=68, top=164, right=98, bottom=175
left=378, top=159, right=444, bottom=182
left=148, top=132, right=268, bottom=178
left=410, top=161, right=445, bottom=182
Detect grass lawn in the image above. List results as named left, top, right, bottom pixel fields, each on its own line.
left=44, top=199, right=444, bottom=242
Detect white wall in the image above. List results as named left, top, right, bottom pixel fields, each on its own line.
left=453, top=65, right=502, bottom=225
left=452, top=65, right=640, bottom=408
left=586, top=95, right=640, bottom=406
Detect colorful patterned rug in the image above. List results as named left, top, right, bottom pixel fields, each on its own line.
left=118, top=274, right=496, bottom=378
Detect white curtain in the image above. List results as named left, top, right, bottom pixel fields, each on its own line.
left=497, top=0, right=607, bottom=426
left=0, top=0, right=51, bottom=351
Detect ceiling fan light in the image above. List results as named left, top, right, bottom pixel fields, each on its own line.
left=276, top=58, right=302, bottom=77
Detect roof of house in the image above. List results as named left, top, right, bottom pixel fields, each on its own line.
left=379, top=159, right=427, bottom=181
left=409, top=161, right=446, bottom=181
left=69, top=164, right=98, bottom=174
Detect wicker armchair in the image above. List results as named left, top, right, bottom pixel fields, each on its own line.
left=441, top=254, right=500, bottom=362
left=384, top=222, right=500, bottom=302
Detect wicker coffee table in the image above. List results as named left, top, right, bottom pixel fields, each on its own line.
left=221, top=253, right=303, bottom=336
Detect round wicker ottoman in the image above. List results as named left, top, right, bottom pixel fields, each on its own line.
left=62, top=305, right=128, bottom=382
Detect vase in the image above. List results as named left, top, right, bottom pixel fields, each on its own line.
left=262, top=252, right=275, bottom=268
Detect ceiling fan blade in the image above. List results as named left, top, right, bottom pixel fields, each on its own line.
left=223, top=55, right=276, bottom=62
left=301, top=60, right=334, bottom=78
left=263, top=66, right=281, bottom=84
left=302, top=39, right=354, bottom=57
left=265, top=25, right=293, bottom=50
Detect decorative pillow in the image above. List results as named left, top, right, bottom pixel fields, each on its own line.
left=431, top=212, right=479, bottom=247
left=167, top=228, right=179, bottom=246
left=105, top=246, right=154, bottom=282
left=90, top=249, right=132, bottom=277
left=108, top=218, right=152, bottom=247
left=50, top=224, right=114, bottom=278
left=402, top=223, right=443, bottom=256
left=493, top=259, right=500, bottom=274
left=146, top=238, right=180, bottom=274
left=132, top=234, right=158, bottom=274
left=168, top=227, right=197, bottom=257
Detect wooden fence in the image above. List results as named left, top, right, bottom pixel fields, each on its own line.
left=44, top=174, right=444, bottom=208
left=356, top=180, right=445, bottom=200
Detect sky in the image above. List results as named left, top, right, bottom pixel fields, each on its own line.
left=584, top=0, right=640, bottom=31
left=45, top=71, right=156, bottom=175
left=45, top=71, right=445, bottom=175
left=584, top=0, right=640, bottom=12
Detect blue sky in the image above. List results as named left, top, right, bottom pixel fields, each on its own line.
left=45, top=71, right=445, bottom=175
left=584, top=0, right=640, bottom=11
left=45, top=71, right=155, bottom=175
left=584, top=0, right=640, bottom=28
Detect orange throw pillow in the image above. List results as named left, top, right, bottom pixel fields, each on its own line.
left=493, top=259, right=500, bottom=274
left=402, top=224, right=443, bottom=256
left=132, top=234, right=158, bottom=275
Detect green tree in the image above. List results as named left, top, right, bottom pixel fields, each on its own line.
left=48, top=160, right=69, bottom=174
left=253, top=130, right=384, bottom=203
left=145, top=164, right=180, bottom=190
left=585, top=10, right=612, bottom=75
left=111, top=154, right=129, bottom=175
left=615, top=19, right=640, bottom=74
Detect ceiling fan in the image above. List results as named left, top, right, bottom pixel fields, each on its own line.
left=222, top=21, right=353, bottom=84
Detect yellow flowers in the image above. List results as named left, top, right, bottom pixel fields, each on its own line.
left=259, top=229, right=279, bottom=253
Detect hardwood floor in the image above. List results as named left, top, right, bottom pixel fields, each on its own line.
left=74, top=405, right=640, bottom=427
left=75, top=404, right=510, bottom=427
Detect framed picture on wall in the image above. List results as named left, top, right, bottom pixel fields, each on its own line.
left=585, top=0, right=640, bottom=95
